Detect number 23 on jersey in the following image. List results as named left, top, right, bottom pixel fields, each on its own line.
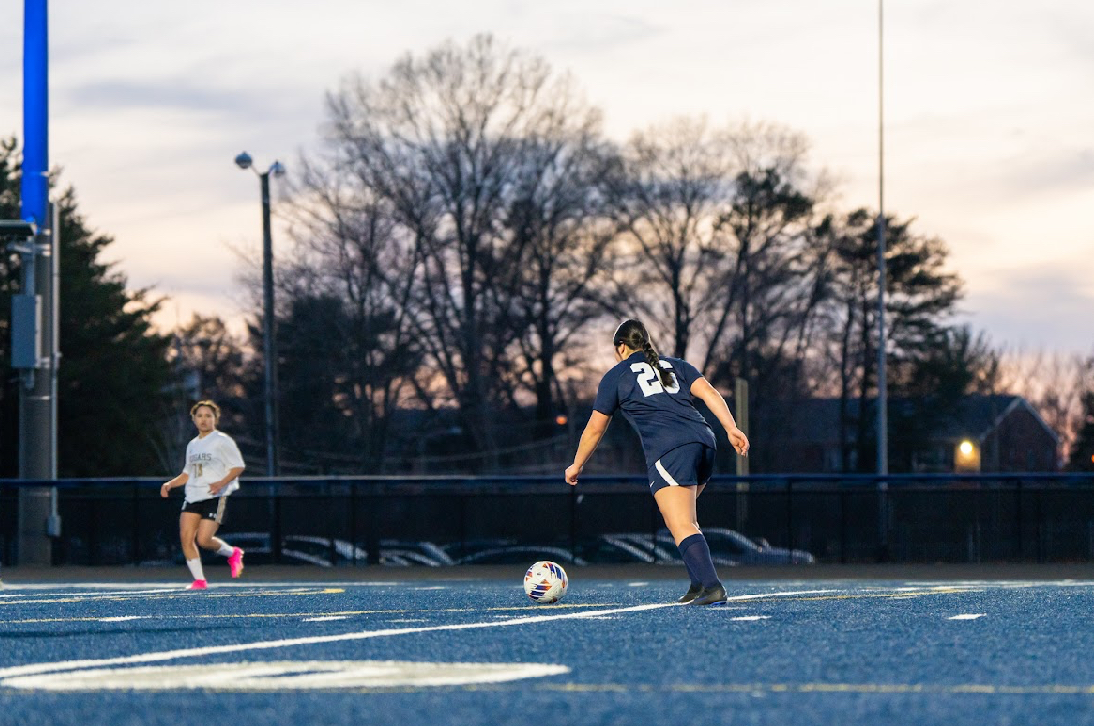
left=630, top=361, right=681, bottom=397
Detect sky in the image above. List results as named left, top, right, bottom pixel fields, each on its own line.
left=1, top=0, right=1092, bottom=352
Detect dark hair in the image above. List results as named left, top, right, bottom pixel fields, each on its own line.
left=613, top=319, right=674, bottom=387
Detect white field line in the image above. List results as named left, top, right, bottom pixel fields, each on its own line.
left=1, top=588, right=189, bottom=598
left=0, top=603, right=673, bottom=679
left=97, top=617, right=151, bottom=623
left=302, top=616, right=350, bottom=622
left=0, top=584, right=183, bottom=591
left=0, top=582, right=400, bottom=591
left=0, top=589, right=835, bottom=681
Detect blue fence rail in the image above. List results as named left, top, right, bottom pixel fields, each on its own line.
left=2, top=473, right=1094, bottom=567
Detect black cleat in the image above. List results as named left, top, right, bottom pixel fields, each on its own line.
left=688, top=584, right=728, bottom=606
left=677, top=583, right=703, bottom=603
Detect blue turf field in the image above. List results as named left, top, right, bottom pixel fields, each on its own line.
left=2, top=577, right=1094, bottom=725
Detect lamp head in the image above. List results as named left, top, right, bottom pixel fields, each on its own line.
left=269, top=160, right=286, bottom=178
left=234, top=152, right=253, bottom=170
left=0, top=219, right=37, bottom=238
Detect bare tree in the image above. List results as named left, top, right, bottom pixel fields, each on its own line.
left=502, top=113, right=618, bottom=431
left=322, top=34, right=609, bottom=460
left=998, top=348, right=1092, bottom=464
left=159, top=314, right=251, bottom=471
left=604, top=118, right=828, bottom=371
left=603, top=116, right=738, bottom=359
left=279, top=149, right=424, bottom=471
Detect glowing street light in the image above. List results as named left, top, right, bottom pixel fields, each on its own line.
left=955, top=439, right=980, bottom=473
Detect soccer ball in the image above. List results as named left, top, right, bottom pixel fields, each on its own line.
left=523, top=561, right=568, bottom=604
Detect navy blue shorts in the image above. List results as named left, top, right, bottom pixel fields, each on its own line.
left=647, top=443, right=716, bottom=494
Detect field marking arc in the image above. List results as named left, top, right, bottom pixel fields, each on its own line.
left=0, top=589, right=834, bottom=681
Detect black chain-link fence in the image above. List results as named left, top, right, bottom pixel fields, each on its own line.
left=2, top=474, right=1093, bottom=567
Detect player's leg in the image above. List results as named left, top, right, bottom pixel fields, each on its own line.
left=684, top=445, right=725, bottom=605
left=654, top=484, right=701, bottom=545
left=195, top=518, right=220, bottom=552
left=651, top=445, right=724, bottom=605
left=687, top=483, right=707, bottom=592
left=654, top=484, right=705, bottom=602
left=179, top=511, right=206, bottom=589
left=196, top=498, right=244, bottom=578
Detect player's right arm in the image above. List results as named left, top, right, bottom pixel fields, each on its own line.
left=565, top=411, right=612, bottom=486
left=160, top=472, right=189, bottom=498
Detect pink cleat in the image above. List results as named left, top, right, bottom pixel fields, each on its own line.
left=228, top=547, right=245, bottom=578
left=187, top=579, right=208, bottom=590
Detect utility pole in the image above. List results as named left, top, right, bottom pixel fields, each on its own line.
left=12, top=0, right=58, bottom=566
left=734, top=378, right=750, bottom=533
left=876, top=0, right=890, bottom=560
left=260, top=170, right=279, bottom=477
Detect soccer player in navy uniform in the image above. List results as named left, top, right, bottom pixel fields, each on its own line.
left=565, top=319, right=749, bottom=605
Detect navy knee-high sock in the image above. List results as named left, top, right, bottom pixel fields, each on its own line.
left=682, top=556, right=701, bottom=587
left=678, top=533, right=720, bottom=588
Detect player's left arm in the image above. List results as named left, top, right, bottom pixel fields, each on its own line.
left=208, top=466, right=245, bottom=496
left=209, top=437, right=247, bottom=495
left=565, top=411, right=612, bottom=486
left=690, top=377, right=749, bottom=456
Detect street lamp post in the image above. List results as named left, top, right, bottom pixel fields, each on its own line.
left=876, top=0, right=890, bottom=560
left=235, top=152, right=285, bottom=477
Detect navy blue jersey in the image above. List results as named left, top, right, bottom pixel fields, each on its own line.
left=593, top=352, right=717, bottom=467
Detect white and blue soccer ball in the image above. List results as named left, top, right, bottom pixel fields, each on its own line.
left=524, top=561, right=568, bottom=604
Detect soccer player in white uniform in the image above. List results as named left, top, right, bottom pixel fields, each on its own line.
left=160, top=400, right=246, bottom=590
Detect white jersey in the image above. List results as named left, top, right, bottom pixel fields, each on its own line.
left=183, top=431, right=245, bottom=504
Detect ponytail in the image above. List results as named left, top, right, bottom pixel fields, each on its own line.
left=643, top=341, right=673, bottom=387
left=614, top=319, right=675, bottom=388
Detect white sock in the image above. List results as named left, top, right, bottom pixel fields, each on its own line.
left=186, top=558, right=205, bottom=581
left=216, top=543, right=234, bottom=558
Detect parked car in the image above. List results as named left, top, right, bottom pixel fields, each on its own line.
left=213, top=532, right=453, bottom=567
left=577, top=534, right=673, bottom=564
left=198, top=528, right=812, bottom=567
left=446, top=540, right=583, bottom=565
left=652, top=528, right=814, bottom=565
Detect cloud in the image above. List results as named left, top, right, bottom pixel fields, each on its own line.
left=59, top=79, right=289, bottom=120
left=1001, top=148, right=1094, bottom=198
left=961, top=264, right=1094, bottom=352
left=534, top=13, right=665, bottom=54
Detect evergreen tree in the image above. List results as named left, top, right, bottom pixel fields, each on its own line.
left=824, top=209, right=964, bottom=471
left=0, top=137, right=174, bottom=476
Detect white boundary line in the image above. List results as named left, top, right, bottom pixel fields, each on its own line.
left=0, top=603, right=674, bottom=679
left=0, top=582, right=400, bottom=591
left=0, top=589, right=835, bottom=681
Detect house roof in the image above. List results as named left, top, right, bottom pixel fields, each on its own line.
left=755, top=394, right=1058, bottom=445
